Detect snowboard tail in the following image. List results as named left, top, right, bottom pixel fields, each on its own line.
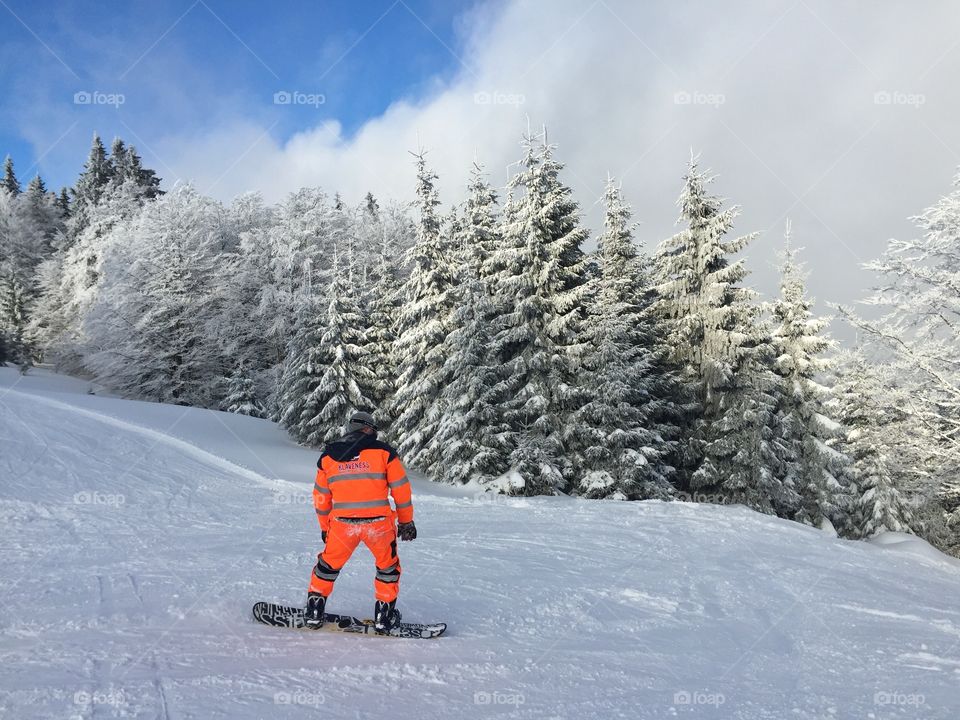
left=252, top=602, right=446, bottom=639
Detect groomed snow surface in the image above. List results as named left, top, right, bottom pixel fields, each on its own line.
left=2, top=368, right=959, bottom=720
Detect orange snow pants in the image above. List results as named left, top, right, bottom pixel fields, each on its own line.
left=308, top=517, right=401, bottom=603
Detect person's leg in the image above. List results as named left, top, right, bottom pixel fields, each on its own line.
left=308, top=520, right=361, bottom=598
left=361, top=518, right=401, bottom=604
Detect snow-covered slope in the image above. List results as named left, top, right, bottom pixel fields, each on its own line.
left=2, top=368, right=959, bottom=719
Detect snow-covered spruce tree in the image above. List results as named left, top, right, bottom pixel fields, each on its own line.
left=771, top=223, right=849, bottom=527
left=574, top=178, right=677, bottom=500
left=834, top=353, right=920, bottom=538
left=0, top=268, right=28, bottom=361
left=653, top=156, right=788, bottom=512
left=841, top=173, right=960, bottom=547
left=221, top=363, right=266, bottom=418
left=69, top=133, right=115, bottom=242
left=83, top=184, right=226, bottom=405
left=0, top=187, right=48, bottom=358
left=488, top=135, right=591, bottom=495
left=361, top=203, right=410, bottom=426
left=391, top=153, right=458, bottom=465
left=23, top=174, right=64, bottom=259
left=279, top=250, right=375, bottom=446
left=420, top=163, right=508, bottom=484
left=2, top=156, right=20, bottom=195
left=109, top=138, right=162, bottom=200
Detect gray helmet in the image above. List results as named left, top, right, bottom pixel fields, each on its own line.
left=346, top=411, right=378, bottom=434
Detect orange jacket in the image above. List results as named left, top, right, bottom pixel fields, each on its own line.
left=313, top=432, right=413, bottom=532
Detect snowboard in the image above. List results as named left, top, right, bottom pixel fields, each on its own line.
left=252, top=601, right=447, bottom=639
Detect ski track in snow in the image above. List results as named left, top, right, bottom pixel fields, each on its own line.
left=2, top=368, right=960, bottom=719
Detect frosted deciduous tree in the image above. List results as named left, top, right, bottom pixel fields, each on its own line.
left=84, top=185, right=226, bottom=405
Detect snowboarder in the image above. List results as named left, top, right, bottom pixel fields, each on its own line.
left=306, top=411, right=417, bottom=633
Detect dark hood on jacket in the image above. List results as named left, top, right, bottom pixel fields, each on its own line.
left=318, top=431, right=398, bottom=465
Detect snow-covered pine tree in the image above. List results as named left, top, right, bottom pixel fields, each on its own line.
left=69, top=134, right=115, bottom=242
left=771, top=223, right=849, bottom=527
left=420, top=163, right=508, bottom=484
left=574, top=178, right=677, bottom=500
left=23, top=175, right=63, bottom=258
left=0, top=326, right=10, bottom=365
left=222, top=363, right=267, bottom=418
left=835, top=353, right=919, bottom=538
left=488, top=134, right=591, bottom=495
left=391, top=153, right=458, bottom=465
left=110, top=138, right=162, bottom=200
left=0, top=268, right=27, bottom=361
left=653, top=156, right=787, bottom=511
left=279, top=250, right=375, bottom=446
left=55, top=188, right=70, bottom=218
left=361, top=203, right=410, bottom=426
left=0, top=188, right=43, bottom=358
left=2, top=156, right=20, bottom=195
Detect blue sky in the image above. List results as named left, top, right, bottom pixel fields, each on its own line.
left=0, top=0, right=474, bottom=190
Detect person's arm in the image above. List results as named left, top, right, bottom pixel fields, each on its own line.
left=386, top=451, right=413, bottom=525
left=313, top=458, right=332, bottom=537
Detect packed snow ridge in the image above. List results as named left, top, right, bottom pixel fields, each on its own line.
left=2, top=368, right=959, bottom=719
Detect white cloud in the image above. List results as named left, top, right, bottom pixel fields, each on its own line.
left=156, top=0, right=960, bottom=317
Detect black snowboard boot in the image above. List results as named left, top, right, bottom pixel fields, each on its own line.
left=305, top=592, right=326, bottom=628
left=374, top=599, right=401, bottom=634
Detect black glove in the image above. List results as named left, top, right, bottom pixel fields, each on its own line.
left=398, top=521, right=417, bottom=541
left=321, top=530, right=328, bottom=543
